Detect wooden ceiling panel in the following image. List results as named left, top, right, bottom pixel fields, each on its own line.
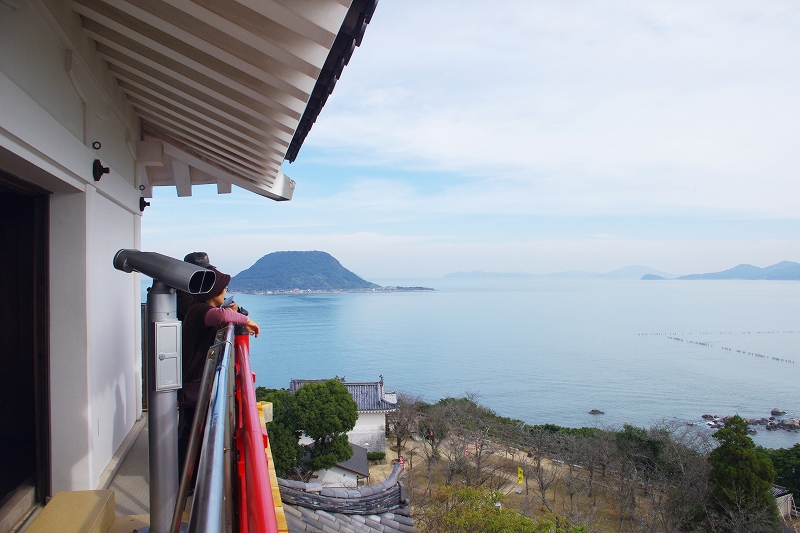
left=75, top=7, right=309, bottom=116
left=123, top=90, right=283, bottom=170
left=76, top=0, right=318, bottom=99
left=113, top=71, right=288, bottom=156
left=97, top=44, right=297, bottom=139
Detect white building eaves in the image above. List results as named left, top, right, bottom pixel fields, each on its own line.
left=53, top=0, right=377, bottom=201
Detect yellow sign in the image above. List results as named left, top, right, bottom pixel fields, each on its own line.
left=518, top=467, right=524, bottom=484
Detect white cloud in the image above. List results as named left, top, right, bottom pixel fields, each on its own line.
left=302, top=0, right=800, bottom=217
left=142, top=2, right=800, bottom=277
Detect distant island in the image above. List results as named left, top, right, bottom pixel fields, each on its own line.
left=445, top=271, right=535, bottom=279
left=445, top=265, right=674, bottom=280
left=229, top=251, right=434, bottom=294
left=642, top=261, right=800, bottom=281
left=445, top=262, right=800, bottom=281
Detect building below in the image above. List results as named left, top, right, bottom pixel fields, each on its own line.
left=306, top=443, right=371, bottom=488
left=290, top=377, right=398, bottom=453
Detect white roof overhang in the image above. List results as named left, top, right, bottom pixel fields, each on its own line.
left=63, top=0, right=376, bottom=200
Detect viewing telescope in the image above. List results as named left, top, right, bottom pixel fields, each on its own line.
left=114, top=248, right=215, bottom=532
left=113, top=249, right=215, bottom=294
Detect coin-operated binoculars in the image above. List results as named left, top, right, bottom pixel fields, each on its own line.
left=113, top=249, right=215, bottom=533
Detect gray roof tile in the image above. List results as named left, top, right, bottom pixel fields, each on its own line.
left=772, top=484, right=792, bottom=497
left=281, top=463, right=417, bottom=533
left=289, top=378, right=398, bottom=412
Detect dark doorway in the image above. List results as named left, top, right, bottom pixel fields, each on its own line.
left=0, top=170, right=50, bottom=505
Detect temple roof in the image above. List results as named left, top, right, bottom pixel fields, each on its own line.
left=772, top=484, right=793, bottom=498
left=290, top=377, right=398, bottom=413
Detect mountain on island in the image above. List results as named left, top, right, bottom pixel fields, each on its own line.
left=674, top=261, right=800, bottom=280
left=642, top=261, right=800, bottom=280
left=597, top=265, right=675, bottom=279
left=230, top=251, right=380, bottom=292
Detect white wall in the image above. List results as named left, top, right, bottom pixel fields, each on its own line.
left=316, top=466, right=359, bottom=488
left=0, top=0, right=142, bottom=492
left=302, top=412, right=387, bottom=452
left=348, top=412, right=386, bottom=452
left=87, top=190, right=140, bottom=484
left=49, top=191, right=92, bottom=491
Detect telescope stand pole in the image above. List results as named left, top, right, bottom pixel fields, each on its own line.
left=147, top=281, right=180, bottom=533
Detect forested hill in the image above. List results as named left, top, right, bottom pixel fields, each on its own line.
left=229, top=251, right=380, bottom=292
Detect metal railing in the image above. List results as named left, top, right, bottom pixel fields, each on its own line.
left=171, top=324, right=280, bottom=533
left=188, top=324, right=234, bottom=532
left=233, top=333, right=280, bottom=533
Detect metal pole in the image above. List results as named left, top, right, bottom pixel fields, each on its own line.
left=189, top=330, right=233, bottom=533
left=147, top=281, right=180, bottom=533
left=170, top=339, right=226, bottom=533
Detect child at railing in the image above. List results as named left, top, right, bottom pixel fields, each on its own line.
left=179, top=266, right=260, bottom=477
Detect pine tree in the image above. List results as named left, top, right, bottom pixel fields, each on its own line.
left=257, top=381, right=358, bottom=480
left=707, top=415, right=780, bottom=532
left=294, top=380, right=358, bottom=479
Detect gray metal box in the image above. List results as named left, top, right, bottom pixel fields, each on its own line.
left=154, top=321, right=182, bottom=391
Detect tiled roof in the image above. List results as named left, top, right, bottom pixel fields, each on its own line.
left=772, top=484, right=793, bottom=498
left=283, top=506, right=416, bottom=533
left=279, top=463, right=416, bottom=533
left=308, top=443, right=370, bottom=478
left=289, top=378, right=398, bottom=413
left=336, top=444, right=370, bottom=478
left=285, top=0, right=379, bottom=163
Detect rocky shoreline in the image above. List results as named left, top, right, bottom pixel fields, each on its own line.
left=699, top=410, right=799, bottom=433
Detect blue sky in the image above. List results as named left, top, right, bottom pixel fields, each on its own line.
left=142, top=1, right=800, bottom=279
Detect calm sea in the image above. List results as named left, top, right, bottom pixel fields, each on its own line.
left=230, top=277, right=800, bottom=449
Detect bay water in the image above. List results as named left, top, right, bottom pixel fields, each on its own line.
left=231, top=277, right=800, bottom=449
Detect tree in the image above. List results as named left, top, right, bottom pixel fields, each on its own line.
left=435, top=396, right=505, bottom=489
left=524, top=428, right=559, bottom=512
left=293, top=379, right=358, bottom=479
left=256, top=381, right=358, bottom=481
left=256, top=387, right=301, bottom=478
left=707, top=415, right=780, bottom=532
left=638, top=423, right=711, bottom=533
left=387, top=392, right=424, bottom=454
left=557, top=434, right=586, bottom=517
left=760, top=442, right=800, bottom=496
left=417, top=401, right=450, bottom=493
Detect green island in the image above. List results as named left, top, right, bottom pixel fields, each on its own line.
left=229, top=251, right=433, bottom=293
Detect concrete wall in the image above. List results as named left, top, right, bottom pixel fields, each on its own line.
left=0, top=1, right=142, bottom=492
